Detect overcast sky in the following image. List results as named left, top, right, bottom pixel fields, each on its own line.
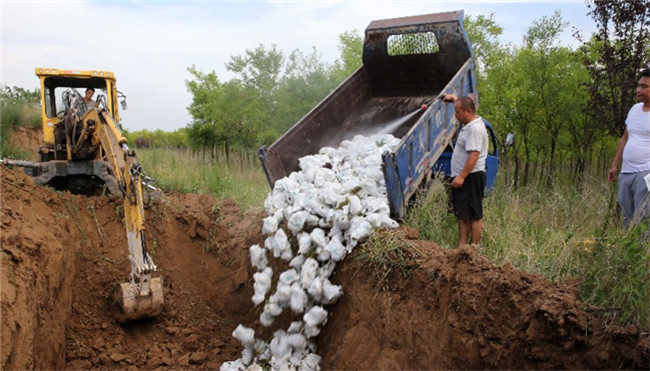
left=1, top=0, right=595, bottom=132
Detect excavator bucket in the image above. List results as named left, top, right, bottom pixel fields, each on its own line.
left=111, top=277, right=164, bottom=323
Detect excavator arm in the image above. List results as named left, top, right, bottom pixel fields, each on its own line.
left=92, top=110, right=164, bottom=322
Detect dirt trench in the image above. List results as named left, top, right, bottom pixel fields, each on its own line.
left=1, top=158, right=649, bottom=369
left=1, top=165, right=267, bottom=369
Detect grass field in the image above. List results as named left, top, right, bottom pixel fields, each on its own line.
left=135, top=147, right=269, bottom=211
left=0, top=97, right=39, bottom=159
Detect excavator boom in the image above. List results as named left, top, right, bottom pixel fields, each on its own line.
left=95, top=110, right=164, bottom=322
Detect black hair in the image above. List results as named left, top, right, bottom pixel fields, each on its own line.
left=86, top=87, right=95, bottom=93
left=640, top=68, right=650, bottom=78
left=457, top=96, right=476, bottom=113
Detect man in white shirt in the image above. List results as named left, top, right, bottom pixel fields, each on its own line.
left=83, top=87, right=96, bottom=110
left=442, top=94, right=489, bottom=248
left=608, top=68, right=650, bottom=226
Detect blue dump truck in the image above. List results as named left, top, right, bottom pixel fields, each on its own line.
left=259, top=10, right=499, bottom=219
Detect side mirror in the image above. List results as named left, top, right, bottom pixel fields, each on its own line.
left=117, top=90, right=127, bottom=111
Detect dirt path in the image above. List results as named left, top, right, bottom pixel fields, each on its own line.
left=1, top=158, right=648, bottom=369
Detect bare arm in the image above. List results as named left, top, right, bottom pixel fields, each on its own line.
left=441, top=94, right=458, bottom=103
left=452, top=151, right=479, bottom=188
left=608, top=129, right=628, bottom=182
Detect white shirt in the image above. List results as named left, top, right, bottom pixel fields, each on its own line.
left=451, top=117, right=488, bottom=177
left=622, top=103, right=650, bottom=173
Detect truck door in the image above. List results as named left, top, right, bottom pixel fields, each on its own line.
left=483, top=118, right=499, bottom=192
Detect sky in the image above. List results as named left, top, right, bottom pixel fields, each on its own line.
left=1, top=0, right=596, bottom=132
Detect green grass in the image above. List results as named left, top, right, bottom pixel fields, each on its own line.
left=355, top=228, right=424, bottom=284
left=404, top=170, right=650, bottom=329
left=134, top=147, right=269, bottom=210
left=580, top=222, right=649, bottom=327
left=1, top=98, right=40, bottom=159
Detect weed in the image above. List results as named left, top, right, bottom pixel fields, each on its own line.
left=0, top=93, right=40, bottom=158
left=202, top=230, right=222, bottom=255
left=355, top=228, right=424, bottom=284
left=114, top=204, right=124, bottom=222
left=581, top=221, right=650, bottom=328
left=86, top=203, right=105, bottom=239
left=3, top=253, right=17, bottom=286
left=76, top=250, right=88, bottom=261
left=56, top=195, right=87, bottom=240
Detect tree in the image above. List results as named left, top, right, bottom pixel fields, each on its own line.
left=333, top=30, right=363, bottom=80
left=463, top=13, right=504, bottom=79
left=185, top=63, right=268, bottom=162
left=214, top=80, right=265, bottom=161
left=577, top=0, right=650, bottom=136
left=521, top=11, right=574, bottom=188
left=479, top=11, right=591, bottom=188
left=274, top=47, right=340, bottom=133
left=226, top=44, right=284, bottom=101
left=0, top=85, right=40, bottom=102
left=185, top=65, right=222, bottom=157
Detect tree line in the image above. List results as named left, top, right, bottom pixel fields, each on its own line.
left=476, top=2, right=649, bottom=188
left=179, top=31, right=362, bottom=163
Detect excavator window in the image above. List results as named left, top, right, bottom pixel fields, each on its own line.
left=42, top=76, right=107, bottom=118
left=44, top=86, right=108, bottom=117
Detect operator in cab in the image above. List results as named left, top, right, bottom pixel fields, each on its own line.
left=83, top=87, right=96, bottom=109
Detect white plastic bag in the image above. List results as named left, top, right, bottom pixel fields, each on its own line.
left=249, top=244, right=268, bottom=271
left=232, top=324, right=255, bottom=347
left=288, top=211, right=310, bottom=234
left=252, top=267, right=273, bottom=305
left=262, top=216, right=278, bottom=235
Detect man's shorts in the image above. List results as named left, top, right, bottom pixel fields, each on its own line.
left=451, top=171, right=486, bottom=220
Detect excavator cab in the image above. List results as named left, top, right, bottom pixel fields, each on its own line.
left=29, top=68, right=164, bottom=322
left=37, top=70, right=120, bottom=159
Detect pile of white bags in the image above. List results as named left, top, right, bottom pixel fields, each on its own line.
left=221, top=134, right=400, bottom=371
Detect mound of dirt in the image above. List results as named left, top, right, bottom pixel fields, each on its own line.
left=1, top=162, right=649, bottom=369
left=319, top=229, right=649, bottom=369
left=6, top=127, right=41, bottom=161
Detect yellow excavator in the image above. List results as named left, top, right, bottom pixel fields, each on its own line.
left=2, top=68, right=163, bottom=322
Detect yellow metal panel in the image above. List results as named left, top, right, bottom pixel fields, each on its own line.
left=39, top=76, right=55, bottom=145
left=35, top=67, right=116, bottom=80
